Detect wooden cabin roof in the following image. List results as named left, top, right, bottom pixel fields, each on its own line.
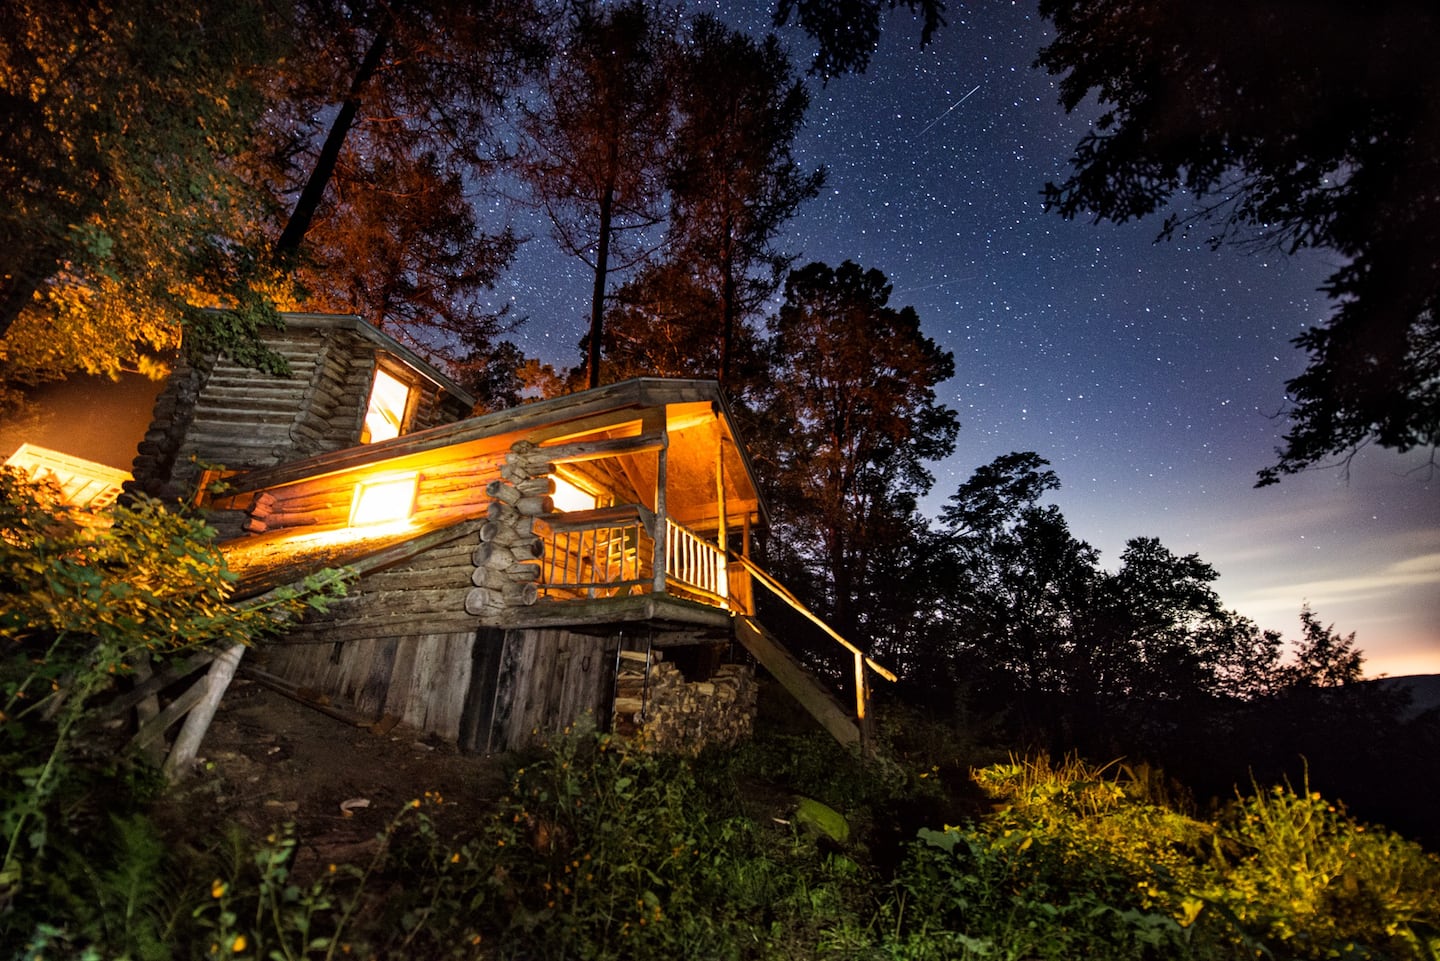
left=213, top=378, right=769, bottom=529
left=274, top=312, right=476, bottom=409
left=223, top=517, right=486, bottom=600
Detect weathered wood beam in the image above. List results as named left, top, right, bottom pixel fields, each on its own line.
left=537, top=430, right=666, bottom=466
left=733, top=616, right=859, bottom=750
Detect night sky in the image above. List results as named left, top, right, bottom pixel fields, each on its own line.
left=492, top=0, right=1440, bottom=677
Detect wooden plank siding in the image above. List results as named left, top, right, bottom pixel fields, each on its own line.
left=259, top=533, right=482, bottom=741
left=488, top=628, right=632, bottom=752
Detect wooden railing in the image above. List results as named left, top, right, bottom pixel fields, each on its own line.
left=536, top=506, right=732, bottom=608
left=538, top=506, right=654, bottom=599
left=665, top=518, right=728, bottom=606
left=729, top=553, right=896, bottom=753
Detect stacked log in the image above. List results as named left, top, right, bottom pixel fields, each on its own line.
left=464, top=440, right=556, bottom=618
left=612, top=651, right=756, bottom=754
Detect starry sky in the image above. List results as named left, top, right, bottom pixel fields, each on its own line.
left=492, top=0, right=1440, bottom=678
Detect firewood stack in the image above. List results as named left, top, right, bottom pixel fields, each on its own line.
left=465, top=440, right=554, bottom=616
left=612, top=650, right=757, bottom=753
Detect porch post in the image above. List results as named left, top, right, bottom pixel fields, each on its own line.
left=652, top=428, right=669, bottom=595
left=715, top=436, right=728, bottom=552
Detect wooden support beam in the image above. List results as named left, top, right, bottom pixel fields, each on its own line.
left=652, top=427, right=669, bottom=596
left=537, top=430, right=665, bottom=465
left=163, top=643, right=246, bottom=779
left=715, top=435, right=728, bottom=553
left=734, top=617, right=859, bottom=750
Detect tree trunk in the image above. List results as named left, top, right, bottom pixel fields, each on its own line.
left=718, top=225, right=736, bottom=387
left=0, top=257, right=50, bottom=342
left=273, top=14, right=393, bottom=261
left=587, top=181, right=615, bottom=389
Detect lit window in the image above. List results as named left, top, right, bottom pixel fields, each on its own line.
left=551, top=471, right=598, bottom=513
left=362, top=368, right=414, bottom=444
left=350, top=473, right=418, bottom=526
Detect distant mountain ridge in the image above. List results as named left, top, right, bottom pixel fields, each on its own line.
left=1369, top=674, right=1440, bottom=720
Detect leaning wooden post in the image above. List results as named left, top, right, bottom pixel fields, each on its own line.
left=162, top=642, right=246, bottom=780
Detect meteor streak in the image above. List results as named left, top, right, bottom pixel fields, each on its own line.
left=916, top=84, right=982, bottom=138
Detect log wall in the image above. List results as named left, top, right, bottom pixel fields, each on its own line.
left=232, top=451, right=508, bottom=536
left=131, top=324, right=468, bottom=500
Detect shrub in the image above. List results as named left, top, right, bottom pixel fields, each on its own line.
left=0, top=469, right=348, bottom=949
left=887, top=754, right=1440, bottom=961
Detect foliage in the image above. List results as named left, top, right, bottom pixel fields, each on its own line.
left=0, top=0, right=293, bottom=381
left=480, top=724, right=874, bottom=960
left=773, top=0, right=947, bottom=78
left=933, top=452, right=1100, bottom=705
left=759, top=260, right=959, bottom=644
left=10, top=711, right=1440, bottom=960
left=891, top=755, right=1440, bottom=961
left=1034, top=0, right=1440, bottom=482
left=0, top=469, right=350, bottom=925
left=925, top=451, right=1294, bottom=756
left=259, top=0, right=541, bottom=367
left=518, top=0, right=676, bottom=389
left=657, top=14, right=824, bottom=387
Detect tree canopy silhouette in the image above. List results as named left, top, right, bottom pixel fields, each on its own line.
left=1035, top=0, right=1440, bottom=483
left=760, top=260, right=958, bottom=641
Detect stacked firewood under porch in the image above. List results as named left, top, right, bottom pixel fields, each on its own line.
left=611, top=650, right=757, bottom=753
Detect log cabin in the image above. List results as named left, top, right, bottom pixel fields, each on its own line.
left=6, top=312, right=888, bottom=760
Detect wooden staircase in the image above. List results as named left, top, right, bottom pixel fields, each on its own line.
left=733, top=615, right=861, bottom=749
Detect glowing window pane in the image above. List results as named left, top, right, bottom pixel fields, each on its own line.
left=362, top=369, right=413, bottom=444
left=551, top=473, right=597, bottom=513
left=351, top=473, right=417, bottom=525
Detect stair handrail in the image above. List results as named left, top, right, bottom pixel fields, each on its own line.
left=728, top=553, right=897, bottom=683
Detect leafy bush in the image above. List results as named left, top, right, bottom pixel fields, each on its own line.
left=1206, top=783, right=1440, bottom=959
left=887, top=755, right=1440, bottom=961
left=0, top=469, right=348, bottom=948
left=479, top=723, right=873, bottom=960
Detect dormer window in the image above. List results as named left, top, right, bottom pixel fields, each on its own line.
left=362, top=367, right=415, bottom=444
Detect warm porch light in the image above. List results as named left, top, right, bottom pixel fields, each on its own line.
left=350, top=472, right=418, bottom=525
left=551, top=470, right=599, bottom=513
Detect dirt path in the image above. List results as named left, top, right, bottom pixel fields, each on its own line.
left=170, top=677, right=509, bottom=869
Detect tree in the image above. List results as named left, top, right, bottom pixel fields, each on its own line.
left=773, top=0, right=946, bottom=78
left=601, top=261, right=727, bottom=381
left=1276, top=605, right=1365, bottom=690
left=257, top=0, right=540, bottom=365
left=1034, top=0, right=1440, bottom=483
left=518, top=0, right=674, bottom=389
left=0, top=0, right=290, bottom=383
left=761, top=260, right=959, bottom=641
left=662, top=15, right=824, bottom=386
left=935, top=453, right=1099, bottom=702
